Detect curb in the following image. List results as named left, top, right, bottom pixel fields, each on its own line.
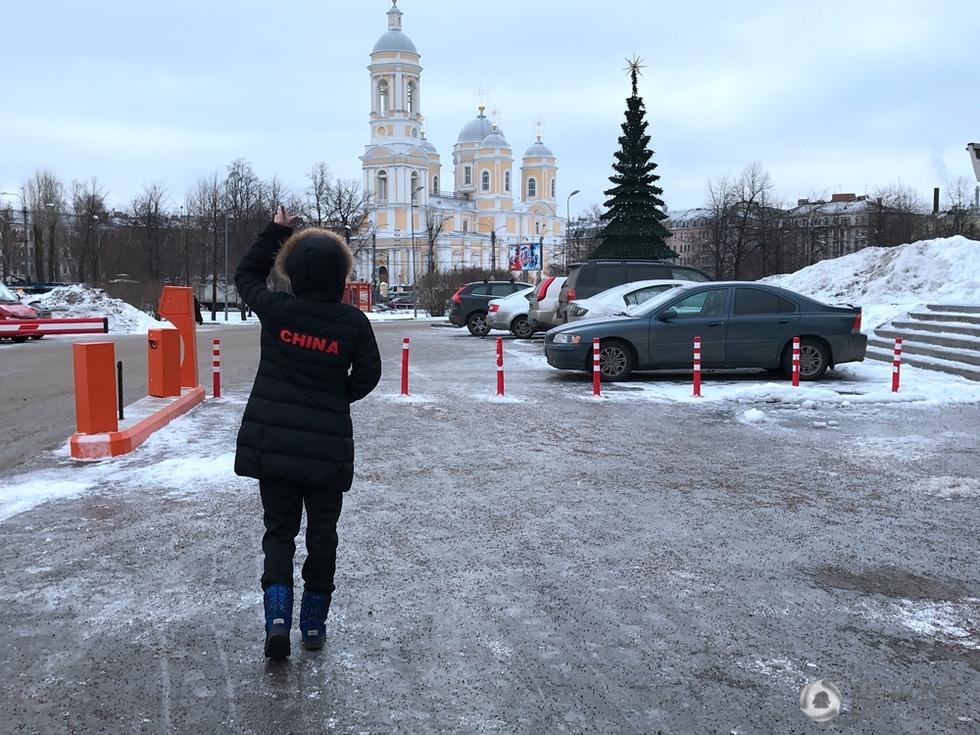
left=70, top=386, right=206, bottom=460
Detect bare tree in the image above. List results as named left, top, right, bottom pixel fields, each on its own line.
left=703, top=176, right=735, bottom=278
left=327, top=179, right=370, bottom=245
left=131, top=183, right=170, bottom=281
left=422, top=205, right=449, bottom=273
left=0, top=202, right=14, bottom=281
left=563, top=203, right=605, bottom=267
left=728, top=162, right=773, bottom=279
left=941, top=176, right=976, bottom=237
left=301, top=162, right=332, bottom=227
left=70, top=178, right=108, bottom=282
left=190, top=173, right=225, bottom=315
left=870, top=183, right=925, bottom=246
left=23, top=170, right=66, bottom=281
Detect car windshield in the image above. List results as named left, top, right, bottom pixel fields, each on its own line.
left=624, top=288, right=687, bottom=316
left=0, top=282, right=20, bottom=302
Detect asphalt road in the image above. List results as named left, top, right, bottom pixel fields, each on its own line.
left=0, top=323, right=263, bottom=469
left=0, top=320, right=978, bottom=733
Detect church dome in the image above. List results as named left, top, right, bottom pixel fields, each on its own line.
left=480, top=132, right=510, bottom=149
left=524, top=139, right=554, bottom=159
left=419, top=135, right=438, bottom=154
left=372, top=30, right=417, bottom=54
left=457, top=111, right=502, bottom=144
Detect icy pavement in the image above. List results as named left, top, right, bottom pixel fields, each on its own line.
left=1, top=323, right=978, bottom=733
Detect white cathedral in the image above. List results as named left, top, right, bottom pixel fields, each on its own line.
left=356, top=1, right=564, bottom=287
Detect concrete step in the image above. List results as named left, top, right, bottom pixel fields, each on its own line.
left=865, top=347, right=980, bottom=381
left=892, top=319, right=980, bottom=338
left=926, top=304, right=980, bottom=314
left=875, top=327, right=980, bottom=352
left=867, top=336, right=980, bottom=367
left=908, top=311, right=980, bottom=326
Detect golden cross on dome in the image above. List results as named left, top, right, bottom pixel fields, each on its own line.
left=534, top=116, right=545, bottom=143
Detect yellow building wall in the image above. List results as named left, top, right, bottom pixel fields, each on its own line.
left=395, top=209, right=406, bottom=231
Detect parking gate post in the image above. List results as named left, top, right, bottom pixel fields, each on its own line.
left=401, top=338, right=410, bottom=396
left=792, top=336, right=801, bottom=387
left=592, top=337, right=601, bottom=397
left=496, top=337, right=505, bottom=396
left=212, top=339, right=221, bottom=398
left=693, top=336, right=702, bottom=398
left=892, top=337, right=903, bottom=393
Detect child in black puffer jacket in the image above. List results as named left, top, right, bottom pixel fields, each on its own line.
left=234, top=206, right=382, bottom=659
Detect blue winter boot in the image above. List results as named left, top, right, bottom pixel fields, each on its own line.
left=263, top=584, right=293, bottom=659
left=299, top=590, right=331, bottom=651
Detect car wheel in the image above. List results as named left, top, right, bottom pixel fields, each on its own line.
left=11, top=336, right=29, bottom=344
left=599, top=340, right=634, bottom=381
left=784, top=338, right=829, bottom=380
left=466, top=312, right=490, bottom=337
left=30, top=335, right=43, bottom=340
left=510, top=315, right=534, bottom=339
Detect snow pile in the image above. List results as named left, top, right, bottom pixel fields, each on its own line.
left=762, top=236, right=980, bottom=331
left=33, top=285, right=165, bottom=334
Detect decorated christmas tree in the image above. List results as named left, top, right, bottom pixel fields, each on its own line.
left=592, top=58, right=674, bottom=260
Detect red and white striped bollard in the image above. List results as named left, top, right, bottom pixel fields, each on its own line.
left=212, top=338, right=221, bottom=398
left=496, top=337, right=505, bottom=396
left=693, top=336, right=702, bottom=397
left=892, top=337, right=902, bottom=392
left=791, top=336, right=801, bottom=387
left=401, top=337, right=410, bottom=396
left=592, top=337, right=602, bottom=397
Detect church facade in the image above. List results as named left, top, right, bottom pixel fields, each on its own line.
left=356, top=1, right=564, bottom=287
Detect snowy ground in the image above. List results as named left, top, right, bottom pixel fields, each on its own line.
left=30, top=285, right=165, bottom=334
left=1, top=322, right=978, bottom=733
left=762, top=236, right=980, bottom=331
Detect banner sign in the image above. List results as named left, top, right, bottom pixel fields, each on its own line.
left=969, top=143, right=980, bottom=181
left=509, top=243, right=542, bottom=271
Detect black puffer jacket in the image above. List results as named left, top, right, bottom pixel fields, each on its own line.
left=234, top=222, right=382, bottom=486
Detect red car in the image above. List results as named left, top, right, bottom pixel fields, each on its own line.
left=0, top=282, right=44, bottom=341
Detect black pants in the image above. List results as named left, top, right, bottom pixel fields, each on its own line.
left=259, top=464, right=353, bottom=594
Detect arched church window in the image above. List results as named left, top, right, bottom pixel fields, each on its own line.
left=551, top=178, right=556, bottom=198
left=432, top=175, right=439, bottom=195
left=407, top=81, right=416, bottom=115
left=504, top=171, right=511, bottom=193
left=411, top=172, right=420, bottom=202
left=378, top=80, right=389, bottom=116
left=481, top=170, right=490, bottom=192
left=528, top=178, right=537, bottom=199
left=377, top=170, right=389, bottom=202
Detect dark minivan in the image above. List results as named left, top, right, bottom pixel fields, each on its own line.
left=556, top=260, right=712, bottom=324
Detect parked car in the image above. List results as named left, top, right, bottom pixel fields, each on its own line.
left=386, top=295, right=416, bottom=310
left=448, top=280, right=535, bottom=336
left=556, top=260, right=712, bottom=324
left=527, top=276, right=567, bottom=332
left=4, top=275, right=67, bottom=295
left=566, top=279, right=693, bottom=323
left=0, top=282, right=44, bottom=341
left=486, top=286, right=537, bottom=337
left=545, top=282, right=867, bottom=381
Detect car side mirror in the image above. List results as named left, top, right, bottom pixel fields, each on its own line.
left=656, top=308, right=678, bottom=322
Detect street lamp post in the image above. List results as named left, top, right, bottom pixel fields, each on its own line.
left=1, top=191, right=29, bottom=283
left=565, top=189, right=580, bottom=269
left=223, top=212, right=229, bottom=322
left=410, top=184, right=424, bottom=318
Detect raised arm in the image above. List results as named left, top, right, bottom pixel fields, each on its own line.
left=234, top=206, right=299, bottom=317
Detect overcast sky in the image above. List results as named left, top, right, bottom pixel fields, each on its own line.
left=2, top=0, right=976, bottom=216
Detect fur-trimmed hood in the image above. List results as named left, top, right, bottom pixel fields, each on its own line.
left=273, top=228, right=353, bottom=301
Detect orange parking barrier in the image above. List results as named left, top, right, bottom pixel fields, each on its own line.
left=70, top=386, right=206, bottom=460
left=148, top=328, right=181, bottom=398
left=72, top=342, right=119, bottom=435
left=157, top=286, right=198, bottom=388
